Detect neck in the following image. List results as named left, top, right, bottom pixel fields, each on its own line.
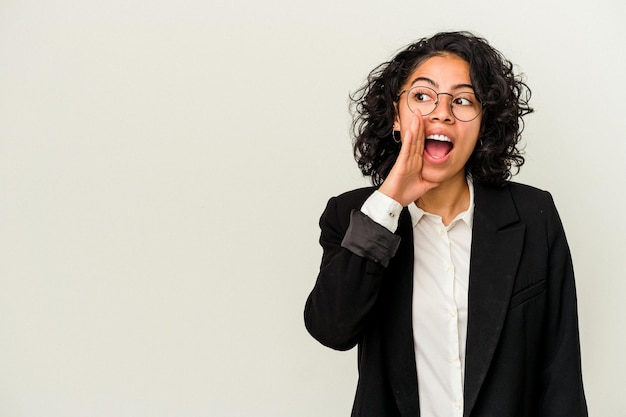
left=416, top=176, right=470, bottom=226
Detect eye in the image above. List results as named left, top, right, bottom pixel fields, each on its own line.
left=409, top=87, right=436, bottom=103
left=452, top=93, right=476, bottom=107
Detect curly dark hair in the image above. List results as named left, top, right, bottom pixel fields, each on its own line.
left=350, top=31, right=533, bottom=186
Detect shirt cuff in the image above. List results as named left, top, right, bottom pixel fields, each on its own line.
left=360, top=190, right=403, bottom=233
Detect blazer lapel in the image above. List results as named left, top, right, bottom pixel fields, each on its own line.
left=383, top=208, right=421, bottom=416
left=463, top=183, right=526, bottom=417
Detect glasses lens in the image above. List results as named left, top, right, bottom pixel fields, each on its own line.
left=450, top=92, right=481, bottom=122
left=405, top=86, right=481, bottom=121
left=406, top=86, right=437, bottom=116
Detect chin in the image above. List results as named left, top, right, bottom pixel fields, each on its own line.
left=421, top=166, right=465, bottom=186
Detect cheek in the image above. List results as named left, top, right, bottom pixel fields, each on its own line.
left=464, top=122, right=482, bottom=144
left=397, top=107, right=418, bottom=130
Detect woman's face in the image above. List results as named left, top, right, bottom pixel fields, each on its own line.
left=395, top=53, right=482, bottom=186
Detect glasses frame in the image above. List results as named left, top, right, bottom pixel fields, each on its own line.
left=397, top=85, right=482, bottom=122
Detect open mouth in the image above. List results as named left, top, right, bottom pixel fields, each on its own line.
left=424, top=134, right=453, bottom=159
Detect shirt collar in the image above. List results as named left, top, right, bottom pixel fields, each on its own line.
left=406, top=178, right=475, bottom=229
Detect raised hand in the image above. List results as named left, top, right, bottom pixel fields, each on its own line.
left=378, top=112, right=439, bottom=206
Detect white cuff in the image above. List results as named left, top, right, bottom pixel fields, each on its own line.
left=360, top=191, right=403, bottom=233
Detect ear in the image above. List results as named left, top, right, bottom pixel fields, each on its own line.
left=393, top=102, right=400, bottom=131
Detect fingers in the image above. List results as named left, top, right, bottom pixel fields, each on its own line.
left=397, top=128, right=411, bottom=157
left=410, top=111, right=424, bottom=156
left=400, top=112, right=423, bottom=164
left=379, top=112, right=430, bottom=205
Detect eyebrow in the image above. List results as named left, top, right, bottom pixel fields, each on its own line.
left=409, top=76, right=475, bottom=91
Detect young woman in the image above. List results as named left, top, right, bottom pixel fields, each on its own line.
left=304, top=32, right=587, bottom=417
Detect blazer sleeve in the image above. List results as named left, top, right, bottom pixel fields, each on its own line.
left=538, top=193, right=588, bottom=416
left=304, top=195, right=401, bottom=351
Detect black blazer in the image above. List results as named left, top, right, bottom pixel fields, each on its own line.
left=305, top=182, right=587, bottom=417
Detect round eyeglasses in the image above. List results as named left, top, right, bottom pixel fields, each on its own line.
left=398, top=85, right=482, bottom=122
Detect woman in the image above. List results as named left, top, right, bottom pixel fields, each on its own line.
left=304, top=32, right=587, bottom=417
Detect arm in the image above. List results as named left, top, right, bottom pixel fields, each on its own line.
left=304, top=112, right=434, bottom=351
left=538, top=193, right=588, bottom=416
left=304, top=196, right=401, bottom=351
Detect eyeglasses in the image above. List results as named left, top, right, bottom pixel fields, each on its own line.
left=397, top=85, right=482, bottom=122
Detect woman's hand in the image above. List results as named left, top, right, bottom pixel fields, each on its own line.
left=378, top=113, right=439, bottom=206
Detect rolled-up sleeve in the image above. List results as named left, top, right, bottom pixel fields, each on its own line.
left=341, top=210, right=401, bottom=268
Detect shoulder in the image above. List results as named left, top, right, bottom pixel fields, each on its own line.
left=476, top=181, right=555, bottom=210
left=474, top=181, right=562, bottom=232
left=506, top=181, right=552, bottom=199
left=327, top=186, right=378, bottom=212
left=319, top=186, right=377, bottom=228
left=506, top=181, right=557, bottom=214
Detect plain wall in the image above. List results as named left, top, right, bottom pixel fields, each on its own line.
left=1, top=0, right=624, bottom=416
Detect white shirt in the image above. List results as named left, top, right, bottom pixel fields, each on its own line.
left=361, top=181, right=474, bottom=417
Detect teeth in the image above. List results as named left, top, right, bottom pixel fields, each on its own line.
left=426, top=134, right=451, bottom=142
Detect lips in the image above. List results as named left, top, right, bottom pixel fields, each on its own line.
left=424, top=134, right=453, bottom=159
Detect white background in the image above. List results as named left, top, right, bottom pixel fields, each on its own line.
left=1, top=0, right=624, bottom=416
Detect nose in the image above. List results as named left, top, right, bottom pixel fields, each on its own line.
left=428, top=93, right=454, bottom=123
